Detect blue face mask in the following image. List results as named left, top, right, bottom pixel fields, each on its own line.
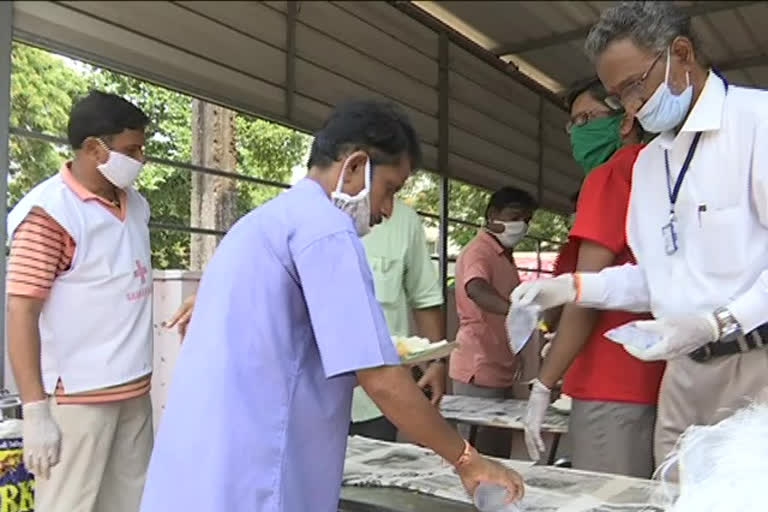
left=635, top=47, right=692, bottom=133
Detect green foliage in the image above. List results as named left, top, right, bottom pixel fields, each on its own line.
left=10, top=42, right=559, bottom=269
left=9, top=42, right=310, bottom=269
left=234, top=116, right=310, bottom=216
left=9, top=44, right=85, bottom=205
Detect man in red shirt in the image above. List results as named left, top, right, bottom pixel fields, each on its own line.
left=523, top=77, right=665, bottom=478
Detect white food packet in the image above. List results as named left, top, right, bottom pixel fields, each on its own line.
left=505, top=304, right=541, bottom=355
left=604, top=322, right=662, bottom=350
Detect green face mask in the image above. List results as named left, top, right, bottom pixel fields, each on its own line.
left=570, top=114, right=623, bottom=174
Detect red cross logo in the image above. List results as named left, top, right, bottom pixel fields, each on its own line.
left=134, top=260, right=148, bottom=284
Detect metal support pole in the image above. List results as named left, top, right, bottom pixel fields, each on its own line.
left=0, top=1, right=13, bottom=391
left=537, top=97, right=544, bottom=206
left=285, top=1, right=298, bottom=121
left=437, top=32, right=450, bottom=306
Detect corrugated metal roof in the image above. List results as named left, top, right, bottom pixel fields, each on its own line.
left=422, top=1, right=768, bottom=92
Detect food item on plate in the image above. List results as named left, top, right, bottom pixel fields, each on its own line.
left=393, top=336, right=432, bottom=357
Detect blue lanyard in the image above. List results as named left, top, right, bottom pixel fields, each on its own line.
left=664, top=132, right=702, bottom=219
left=662, top=71, right=728, bottom=219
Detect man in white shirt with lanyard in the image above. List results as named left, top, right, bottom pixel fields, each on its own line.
left=513, top=1, right=768, bottom=478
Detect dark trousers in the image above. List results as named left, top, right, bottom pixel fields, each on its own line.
left=349, top=416, right=398, bottom=442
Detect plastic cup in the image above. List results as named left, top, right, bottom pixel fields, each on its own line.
left=473, top=483, right=522, bottom=512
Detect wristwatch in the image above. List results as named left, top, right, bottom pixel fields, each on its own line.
left=713, top=307, right=743, bottom=342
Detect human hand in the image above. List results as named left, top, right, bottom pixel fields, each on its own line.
left=164, top=294, right=196, bottom=340
left=619, top=314, right=718, bottom=361
left=523, top=379, right=550, bottom=461
left=456, top=443, right=524, bottom=502
left=22, top=400, right=61, bottom=479
left=511, top=274, right=576, bottom=311
left=416, top=361, right=446, bottom=406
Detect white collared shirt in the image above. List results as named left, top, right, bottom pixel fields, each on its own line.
left=579, top=70, right=768, bottom=333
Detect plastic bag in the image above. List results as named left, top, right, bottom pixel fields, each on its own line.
left=604, top=322, right=661, bottom=350
left=505, top=304, right=540, bottom=355
left=655, top=403, right=768, bottom=512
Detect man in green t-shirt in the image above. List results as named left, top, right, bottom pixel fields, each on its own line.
left=350, top=198, right=446, bottom=441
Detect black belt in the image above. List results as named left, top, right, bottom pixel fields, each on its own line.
left=689, top=324, right=768, bottom=363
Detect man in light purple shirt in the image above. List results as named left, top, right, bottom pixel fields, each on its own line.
left=139, top=100, right=524, bottom=512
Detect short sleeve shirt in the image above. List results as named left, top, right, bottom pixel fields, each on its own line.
left=362, top=199, right=443, bottom=336
left=449, top=231, right=520, bottom=388
left=139, top=179, right=400, bottom=512
left=563, top=145, right=665, bottom=404
left=354, top=199, right=443, bottom=422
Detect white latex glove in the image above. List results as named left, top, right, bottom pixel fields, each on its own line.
left=511, top=274, right=576, bottom=311
left=621, top=314, right=719, bottom=361
left=523, top=379, right=550, bottom=461
left=22, top=400, right=61, bottom=479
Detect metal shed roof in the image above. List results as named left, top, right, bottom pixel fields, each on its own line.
left=9, top=1, right=582, bottom=213
left=412, top=1, right=768, bottom=92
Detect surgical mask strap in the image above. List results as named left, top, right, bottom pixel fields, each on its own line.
left=335, top=157, right=371, bottom=195
left=665, top=46, right=690, bottom=89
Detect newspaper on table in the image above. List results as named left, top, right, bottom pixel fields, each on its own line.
left=344, top=436, right=675, bottom=512
left=440, top=395, right=570, bottom=433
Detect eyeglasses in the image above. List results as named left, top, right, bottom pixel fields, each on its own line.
left=603, top=51, right=664, bottom=111
left=565, top=110, right=619, bottom=134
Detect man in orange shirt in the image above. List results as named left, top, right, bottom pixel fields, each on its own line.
left=6, top=91, right=154, bottom=511
left=523, top=78, right=665, bottom=478
left=449, top=187, right=537, bottom=457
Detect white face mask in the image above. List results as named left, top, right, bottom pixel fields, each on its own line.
left=331, top=157, right=372, bottom=237
left=489, top=220, right=528, bottom=248
left=635, top=47, right=693, bottom=134
left=96, top=140, right=143, bottom=189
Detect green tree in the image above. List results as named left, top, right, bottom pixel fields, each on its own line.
left=8, top=43, right=86, bottom=206
left=10, top=42, right=557, bottom=269
left=234, top=116, right=310, bottom=217
left=9, top=42, right=311, bottom=269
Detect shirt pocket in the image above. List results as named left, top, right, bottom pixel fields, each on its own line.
left=686, top=206, right=746, bottom=277
left=368, top=256, right=404, bottom=305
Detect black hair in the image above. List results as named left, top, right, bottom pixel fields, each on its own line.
left=564, top=76, right=609, bottom=113
left=67, top=90, right=149, bottom=149
left=565, top=77, right=646, bottom=141
left=570, top=190, right=580, bottom=205
left=484, top=187, right=538, bottom=221
left=307, top=99, right=422, bottom=170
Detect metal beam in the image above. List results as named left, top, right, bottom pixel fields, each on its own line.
left=285, top=1, right=297, bottom=121
left=536, top=97, right=544, bottom=205
left=389, top=1, right=567, bottom=110
left=0, top=0, right=12, bottom=391
left=492, top=1, right=760, bottom=57
left=437, top=32, right=450, bottom=306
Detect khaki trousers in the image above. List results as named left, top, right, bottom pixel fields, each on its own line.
left=35, top=394, right=153, bottom=512
left=654, top=347, right=768, bottom=481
